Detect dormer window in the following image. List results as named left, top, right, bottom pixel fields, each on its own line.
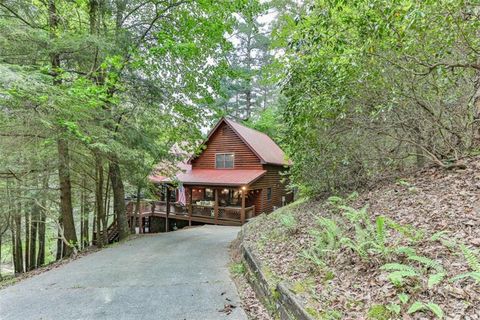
left=216, top=153, right=234, bottom=169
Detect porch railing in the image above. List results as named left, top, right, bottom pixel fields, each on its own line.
left=126, top=200, right=187, bottom=215
left=126, top=200, right=255, bottom=223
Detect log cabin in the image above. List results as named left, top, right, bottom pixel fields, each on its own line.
left=127, top=117, right=293, bottom=232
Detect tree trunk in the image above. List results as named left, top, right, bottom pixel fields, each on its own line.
left=80, top=178, right=85, bottom=250
left=37, top=209, right=46, bottom=266
left=24, top=209, right=30, bottom=271
left=80, top=176, right=90, bottom=248
left=29, top=200, right=39, bottom=270
left=109, top=159, right=129, bottom=240
left=95, top=153, right=106, bottom=247
left=57, top=139, right=78, bottom=257
left=0, top=233, right=2, bottom=280
left=83, top=200, right=90, bottom=248
left=37, top=171, right=49, bottom=266
left=13, top=215, right=23, bottom=274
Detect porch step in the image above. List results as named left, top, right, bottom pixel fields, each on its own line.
left=92, top=219, right=119, bottom=245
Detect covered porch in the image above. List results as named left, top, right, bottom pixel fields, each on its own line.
left=126, top=185, right=258, bottom=232
left=128, top=168, right=266, bottom=232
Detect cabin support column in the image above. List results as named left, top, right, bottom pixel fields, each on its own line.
left=214, top=189, right=219, bottom=225
left=240, top=187, right=246, bottom=225
left=165, top=187, right=170, bottom=232
left=188, top=187, right=192, bottom=226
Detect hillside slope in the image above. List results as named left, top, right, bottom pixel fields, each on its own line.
left=242, top=157, right=480, bottom=319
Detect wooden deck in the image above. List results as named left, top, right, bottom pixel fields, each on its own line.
left=126, top=201, right=256, bottom=229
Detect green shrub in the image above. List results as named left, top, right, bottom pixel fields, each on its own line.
left=367, top=304, right=392, bottom=320
left=230, top=262, right=246, bottom=276
left=279, top=212, right=297, bottom=232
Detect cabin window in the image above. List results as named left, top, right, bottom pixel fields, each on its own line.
left=267, top=188, right=272, bottom=201
left=205, top=188, right=214, bottom=200
left=215, top=153, right=234, bottom=169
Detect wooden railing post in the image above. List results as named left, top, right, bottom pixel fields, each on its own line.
left=165, top=187, right=170, bottom=232
left=188, top=187, right=192, bottom=226
left=214, top=189, right=219, bottom=225
left=240, top=187, right=246, bottom=225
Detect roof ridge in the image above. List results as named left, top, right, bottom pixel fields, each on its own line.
left=224, top=118, right=272, bottom=139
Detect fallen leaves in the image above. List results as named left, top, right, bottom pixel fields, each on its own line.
left=242, top=156, right=480, bottom=319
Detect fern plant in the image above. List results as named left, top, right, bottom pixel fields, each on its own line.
left=407, top=301, right=444, bottom=319
left=408, top=255, right=444, bottom=273
left=279, top=213, right=297, bottom=232
left=450, top=244, right=480, bottom=283
left=339, top=211, right=390, bottom=259
left=380, top=263, right=419, bottom=287
left=301, top=249, right=326, bottom=268
left=326, top=195, right=345, bottom=207
left=303, top=218, right=344, bottom=267
left=317, top=217, right=343, bottom=251
left=385, top=218, right=424, bottom=242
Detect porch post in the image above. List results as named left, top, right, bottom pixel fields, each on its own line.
left=214, top=188, right=219, bottom=225
left=165, top=187, right=170, bottom=232
left=188, top=187, right=192, bottom=226
left=240, top=187, right=246, bottom=225
left=140, top=215, right=144, bottom=234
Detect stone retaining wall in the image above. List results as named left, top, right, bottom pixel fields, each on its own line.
left=240, top=244, right=315, bottom=320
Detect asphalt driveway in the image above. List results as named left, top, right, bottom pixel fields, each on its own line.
left=0, top=225, right=247, bottom=320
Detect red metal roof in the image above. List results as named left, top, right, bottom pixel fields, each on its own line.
left=173, top=169, right=266, bottom=186
left=223, top=118, right=289, bottom=166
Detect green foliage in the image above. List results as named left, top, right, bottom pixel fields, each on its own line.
left=428, top=273, right=446, bottom=288
left=275, top=0, right=479, bottom=196
left=318, top=309, right=342, bottom=320
left=339, top=209, right=390, bottom=258
left=381, top=263, right=419, bottom=287
left=386, top=303, right=401, bottom=315
left=326, top=196, right=345, bottom=207
left=375, top=215, right=386, bottom=252
left=450, top=272, right=480, bottom=283
left=385, top=218, right=424, bottom=242
left=291, top=278, right=315, bottom=294
left=367, top=304, right=392, bottom=320
left=408, top=255, right=444, bottom=273
left=429, top=231, right=449, bottom=242
left=407, top=301, right=424, bottom=314
left=230, top=262, right=246, bottom=276
left=279, top=213, right=297, bottom=232
left=394, top=246, right=417, bottom=257
left=407, top=301, right=444, bottom=319
left=303, top=217, right=343, bottom=267
left=398, top=293, right=409, bottom=304
left=459, top=244, right=480, bottom=272
left=450, top=244, right=480, bottom=283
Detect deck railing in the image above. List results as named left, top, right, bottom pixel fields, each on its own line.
left=126, top=200, right=255, bottom=224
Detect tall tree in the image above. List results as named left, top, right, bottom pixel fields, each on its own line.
left=1, top=0, right=251, bottom=265
left=217, top=2, right=276, bottom=121
left=276, top=0, right=480, bottom=195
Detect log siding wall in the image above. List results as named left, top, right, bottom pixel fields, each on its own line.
left=250, top=165, right=293, bottom=214
left=191, top=122, right=263, bottom=170
left=189, top=121, right=292, bottom=214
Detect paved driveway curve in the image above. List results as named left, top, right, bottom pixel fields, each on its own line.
left=0, top=225, right=247, bottom=320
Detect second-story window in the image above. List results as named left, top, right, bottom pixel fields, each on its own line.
left=216, top=153, right=234, bottom=169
